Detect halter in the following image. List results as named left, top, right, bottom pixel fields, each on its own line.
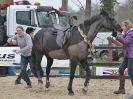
left=77, top=26, right=95, bottom=55
left=106, top=15, right=119, bottom=32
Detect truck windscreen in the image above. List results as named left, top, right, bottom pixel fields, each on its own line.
left=36, top=11, right=54, bottom=28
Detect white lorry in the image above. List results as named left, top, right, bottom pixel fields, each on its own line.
left=0, top=4, right=71, bottom=67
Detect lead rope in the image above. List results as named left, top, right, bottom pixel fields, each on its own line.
left=78, top=26, right=95, bottom=56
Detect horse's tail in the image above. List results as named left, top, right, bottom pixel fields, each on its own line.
left=31, top=45, right=36, bottom=64
left=31, top=45, right=37, bottom=75
left=31, top=45, right=44, bottom=77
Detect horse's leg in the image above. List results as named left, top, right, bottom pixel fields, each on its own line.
left=35, top=53, right=43, bottom=87
left=80, top=59, right=91, bottom=94
left=45, top=56, right=53, bottom=88
left=67, top=60, right=77, bottom=95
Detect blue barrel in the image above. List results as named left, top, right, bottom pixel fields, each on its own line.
left=8, top=67, right=16, bottom=76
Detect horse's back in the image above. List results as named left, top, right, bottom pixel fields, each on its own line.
left=33, top=28, right=60, bottom=52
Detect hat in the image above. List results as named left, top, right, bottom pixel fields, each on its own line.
left=26, top=27, right=35, bottom=34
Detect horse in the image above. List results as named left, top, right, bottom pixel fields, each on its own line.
left=31, top=9, right=122, bottom=95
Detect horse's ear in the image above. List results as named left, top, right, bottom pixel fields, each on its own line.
left=100, top=9, right=109, bottom=17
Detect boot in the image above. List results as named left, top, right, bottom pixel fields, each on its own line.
left=114, top=76, right=125, bottom=94
left=25, top=84, right=32, bottom=88
left=15, top=73, right=22, bottom=84
left=130, top=78, right=133, bottom=86
left=26, top=81, right=32, bottom=88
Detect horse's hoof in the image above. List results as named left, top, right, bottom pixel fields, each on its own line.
left=38, top=80, right=43, bottom=84
left=68, top=91, right=74, bottom=96
left=82, top=88, right=87, bottom=94
left=38, top=83, right=43, bottom=88
left=45, top=81, right=50, bottom=88
left=38, top=80, right=43, bottom=88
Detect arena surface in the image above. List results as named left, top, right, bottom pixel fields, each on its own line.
left=0, top=76, right=132, bottom=99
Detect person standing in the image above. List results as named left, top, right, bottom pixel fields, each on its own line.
left=113, top=20, right=133, bottom=94
left=14, top=27, right=35, bottom=85
left=7, top=26, right=33, bottom=88
left=26, top=27, right=35, bottom=41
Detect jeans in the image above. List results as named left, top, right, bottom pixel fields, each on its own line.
left=20, top=55, right=32, bottom=85
left=119, top=58, right=133, bottom=78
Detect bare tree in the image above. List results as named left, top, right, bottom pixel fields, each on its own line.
left=115, top=0, right=133, bottom=23
left=100, top=0, right=117, bottom=16
left=85, top=0, right=91, bottom=19
left=128, top=0, right=133, bottom=8
left=62, top=0, right=68, bottom=11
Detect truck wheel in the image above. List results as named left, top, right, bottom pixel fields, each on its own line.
left=100, top=52, right=109, bottom=61
left=112, top=50, right=119, bottom=61
left=118, top=53, right=124, bottom=62
left=118, top=55, right=124, bottom=62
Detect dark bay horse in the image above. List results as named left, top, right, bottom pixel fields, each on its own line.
left=32, top=10, right=122, bottom=95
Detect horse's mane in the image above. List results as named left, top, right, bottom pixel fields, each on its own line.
left=84, top=15, right=101, bottom=26
left=79, top=14, right=101, bottom=33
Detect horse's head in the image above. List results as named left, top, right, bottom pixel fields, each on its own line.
left=100, top=9, right=122, bottom=33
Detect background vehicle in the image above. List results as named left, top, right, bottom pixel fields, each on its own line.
left=92, top=32, right=123, bottom=61
left=0, top=3, right=76, bottom=74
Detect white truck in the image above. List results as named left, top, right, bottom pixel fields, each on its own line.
left=0, top=4, right=72, bottom=68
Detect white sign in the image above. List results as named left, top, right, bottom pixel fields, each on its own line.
left=96, top=67, right=119, bottom=76
left=41, top=56, right=69, bottom=67
left=0, top=47, right=69, bottom=67
left=0, top=47, right=20, bottom=66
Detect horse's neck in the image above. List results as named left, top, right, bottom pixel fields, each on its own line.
left=87, top=18, right=104, bottom=42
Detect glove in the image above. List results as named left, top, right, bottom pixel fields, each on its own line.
left=112, top=31, right=117, bottom=37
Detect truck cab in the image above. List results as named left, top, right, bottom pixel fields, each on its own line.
left=7, top=5, right=57, bottom=37
left=0, top=4, right=76, bottom=68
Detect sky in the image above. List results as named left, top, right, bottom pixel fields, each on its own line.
left=15, top=0, right=126, bottom=11
left=40, top=0, right=126, bottom=11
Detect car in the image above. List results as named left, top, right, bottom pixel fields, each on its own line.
left=93, top=32, right=123, bottom=61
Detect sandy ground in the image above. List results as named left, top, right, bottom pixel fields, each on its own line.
left=0, top=76, right=132, bottom=99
